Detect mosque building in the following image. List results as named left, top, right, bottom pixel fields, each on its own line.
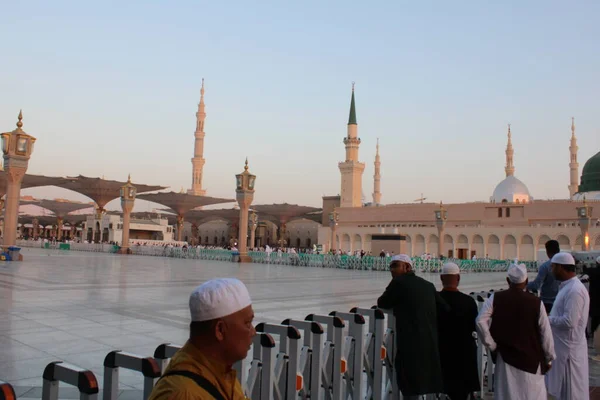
left=189, top=83, right=599, bottom=260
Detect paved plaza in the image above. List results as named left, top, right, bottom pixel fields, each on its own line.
left=0, top=248, right=596, bottom=398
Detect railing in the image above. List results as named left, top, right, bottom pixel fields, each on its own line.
left=16, top=239, right=538, bottom=271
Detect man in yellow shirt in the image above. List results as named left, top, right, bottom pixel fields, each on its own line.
left=149, top=278, right=255, bottom=400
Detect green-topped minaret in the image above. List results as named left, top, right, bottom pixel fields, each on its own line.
left=338, top=82, right=365, bottom=208
left=348, top=83, right=357, bottom=125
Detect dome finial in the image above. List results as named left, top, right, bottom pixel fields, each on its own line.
left=244, top=157, right=249, bottom=171
left=571, top=117, right=575, bottom=137
left=127, top=174, right=131, bottom=183
left=16, top=110, right=23, bottom=129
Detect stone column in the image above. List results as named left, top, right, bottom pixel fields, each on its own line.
left=176, top=215, right=184, bottom=242
left=32, top=218, right=39, bottom=238
left=249, top=213, right=257, bottom=250
left=237, top=200, right=251, bottom=259
left=434, top=203, right=447, bottom=259
left=3, top=168, right=26, bottom=248
left=56, top=217, right=64, bottom=240
left=120, top=204, right=133, bottom=252
left=235, top=159, right=256, bottom=263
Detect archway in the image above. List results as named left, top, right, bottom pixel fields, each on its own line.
left=537, top=234, right=552, bottom=250
left=414, top=234, right=425, bottom=256
left=296, top=237, right=301, bottom=248
left=94, top=222, right=101, bottom=243
left=487, top=235, right=500, bottom=259
left=352, top=234, right=362, bottom=252
left=472, top=234, right=484, bottom=258
left=557, top=234, right=571, bottom=251
left=504, top=235, right=517, bottom=260
left=427, top=234, right=439, bottom=256
left=405, top=235, right=412, bottom=257
left=443, top=234, right=454, bottom=258
left=520, top=235, right=535, bottom=261
left=102, top=228, right=109, bottom=243
left=342, top=234, right=351, bottom=252
left=306, top=238, right=312, bottom=248
left=457, top=234, right=469, bottom=259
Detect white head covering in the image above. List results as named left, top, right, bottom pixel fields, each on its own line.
left=189, top=278, right=252, bottom=322
left=551, top=252, right=576, bottom=266
left=391, top=254, right=413, bottom=267
left=507, top=263, right=528, bottom=284
left=596, top=256, right=600, bottom=264
left=441, top=262, right=460, bottom=275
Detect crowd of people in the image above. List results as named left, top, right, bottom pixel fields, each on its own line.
left=143, top=238, right=598, bottom=400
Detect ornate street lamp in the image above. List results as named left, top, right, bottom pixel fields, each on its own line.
left=2, top=111, right=36, bottom=254
left=236, top=158, right=256, bottom=262
left=119, top=174, right=137, bottom=254
left=434, top=201, right=447, bottom=258
left=577, top=196, right=593, bottom=251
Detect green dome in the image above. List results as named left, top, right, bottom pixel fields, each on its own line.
left=578, top=151, right=600, bottom=193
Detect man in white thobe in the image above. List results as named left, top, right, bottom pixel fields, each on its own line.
left=546, top=252, right=590, bottom=400
left=476, top=264, right=555, bottom=400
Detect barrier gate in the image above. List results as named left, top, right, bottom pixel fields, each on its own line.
left=0, top=381, right=16, bottom=400
left=42, top=361, right=99, bottom=400
left=103, top=350, right=161, bottom=400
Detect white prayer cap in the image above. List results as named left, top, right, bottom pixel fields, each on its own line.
left=596, top=256, right=600, bottom=264
left=189, top=278, right=252, bottom=322
left=391, top=254, right=413, bottom=267
left=551, top=252, right=575, bottom=266
left=441, top=262, right=460, bottom=275
left=507, top=263, right=528, bottom=284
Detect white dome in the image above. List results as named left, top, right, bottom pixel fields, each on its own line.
left=491, top=175, right=531, bottom=203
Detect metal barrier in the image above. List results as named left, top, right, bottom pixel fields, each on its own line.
left=153, top=343, right=182, bottom=373
left=328, top=311, right=366, bottom=400
left=255, top=323, right=303, bottom=400
left=281, top=319, right=324, bottom=400
left=378, top=308, right=400, bottom=400
left=305, top=314, right=345, bottom=400
left=0, top=381, right=16, bottom=400
left=103, top=351, right=161, bottom=400
left=244, top=333, right=277, bottom=400
left=42, top=361, right=99, bottom=400
left=350, top=307, right=386, bottom=400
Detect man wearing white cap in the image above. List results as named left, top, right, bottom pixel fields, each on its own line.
left=546, top=252, right=590, bottom=400
left=582, top=255, right=600, bottom=335
left=149, top=278, right=255, bottom=400
left=437, top=263, right=480, bottom=400
left=377, top=254, right=446, bottom=398
left=476, top=264, right=555, bottom=399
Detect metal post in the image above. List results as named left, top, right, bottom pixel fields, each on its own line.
left=378, top=308, right=400, bottom=400
left=282, top=319, right=324, bottom=400
left=153, top=343, right=182, bottom=374
left=329, top=311, right=366, bottom=400
left=103, top=351, right=162, bottom=400
left=255, top=323, right=302, bottom=400
left=351, top=307, right=385, bottom=400
left=305, top=314, right=345, bottom=400
left=42, top=361, right=99, bottom=400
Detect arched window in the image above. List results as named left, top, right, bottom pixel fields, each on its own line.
left=498, top=208, right=503, bottom=217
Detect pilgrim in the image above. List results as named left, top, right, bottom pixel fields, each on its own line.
left=546, top=252, right=590, bottom=400
left=377, top=254, right=446, bottom=399
left=149, top=278, right=255, bottom=400
left=476, top=264, right=555, bottom=400
left=437, top=262, right=481, bottom=400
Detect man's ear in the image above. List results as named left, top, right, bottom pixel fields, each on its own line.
left=215, top=320, right=226, bottom=341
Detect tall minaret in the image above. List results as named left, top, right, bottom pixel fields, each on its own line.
left=569, top=117, right=579, bottom=198
left=338, top=83, right=365, bottom=208
left=189, top=79, right=207, bottom=196
left=505, top=124, right=515, bottom=177
left=372, top=138, right=381, bottom=205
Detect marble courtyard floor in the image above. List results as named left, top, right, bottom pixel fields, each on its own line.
left=0, top=247, right=598, bottom=399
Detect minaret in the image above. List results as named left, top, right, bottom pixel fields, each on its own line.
left=569, top=117, right=579, bottom=198
left=372, top=138, right=381, bottom=205
left=338, top=83, right=365, bottom=208
left=189, top=79, right=207, bottom=196
left=505, top=124, right=515, bottom=177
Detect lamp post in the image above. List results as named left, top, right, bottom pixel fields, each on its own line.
left=329, top=208, right=339, bottom=252
left=434, top=202, right=447, bottom=258
left=249, top=212, right=258, bottom=250
left=119, top=174, right=136, bottom=254
left=1, top=111, right=36, bottom=254
left=576, top=197, right=592, bottom=251
left=235, top=158, right=256, bottom=263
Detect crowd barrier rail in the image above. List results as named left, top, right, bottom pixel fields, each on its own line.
left=17, top=239, right=539, bottom=272
left=42, top=361, right=99, bottom=400
left=4, top=288, right=521, bottom=400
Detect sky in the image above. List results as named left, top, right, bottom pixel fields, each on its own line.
left=1, top=1, right=599, bottom=212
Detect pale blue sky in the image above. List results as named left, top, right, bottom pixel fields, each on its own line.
left=1, top=1, right=599, bottom=212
